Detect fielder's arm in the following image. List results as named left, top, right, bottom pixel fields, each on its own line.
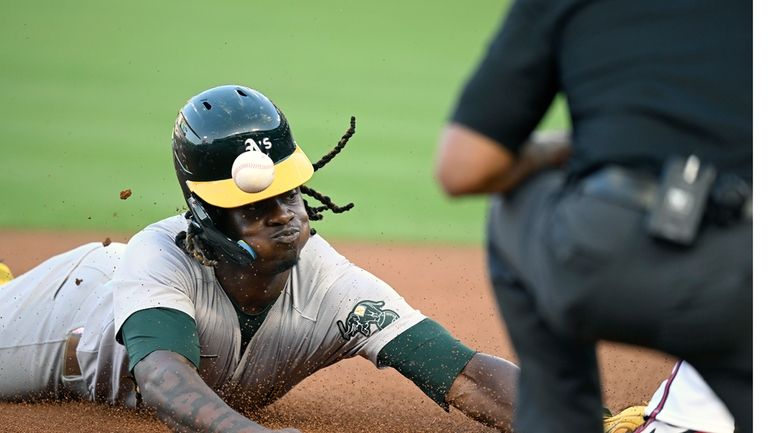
left=134, top=350, right=300, bottom=433
left=435, top=123, right=570, bottom=196
left=446, top=353, right=517, bottom=433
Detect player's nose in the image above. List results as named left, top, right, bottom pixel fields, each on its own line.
left=265, top=199, right=295, bottom=226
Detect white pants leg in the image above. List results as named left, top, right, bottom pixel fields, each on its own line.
left=0, top=243, right=123, bottom=400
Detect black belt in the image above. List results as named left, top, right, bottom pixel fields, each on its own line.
left=579, top=166, right=752, bottom=225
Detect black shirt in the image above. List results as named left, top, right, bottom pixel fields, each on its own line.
left=451, top=0, right=751, bottom=181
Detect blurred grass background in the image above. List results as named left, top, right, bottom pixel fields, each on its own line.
left=0, top=0, right=568, bottom=244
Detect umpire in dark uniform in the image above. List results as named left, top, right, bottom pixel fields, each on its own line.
left=435, top=0, right=751, bottom=432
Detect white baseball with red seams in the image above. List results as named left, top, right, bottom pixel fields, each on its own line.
left=231, top=150, right=275, bottom=193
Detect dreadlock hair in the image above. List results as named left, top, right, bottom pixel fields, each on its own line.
left=312, top=116, right=356, bottom=171
left=175, top=211, right=219, bottom=267
left=175, top=116, right=358, bottom=266
left=301, top=116, right=357, bottom=233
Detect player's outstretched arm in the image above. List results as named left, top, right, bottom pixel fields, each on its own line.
left=377, top=318, right=517, bottom=433
left=446, top=353, right=517, bottom=433
left=134, top=350, right=301, bottom=433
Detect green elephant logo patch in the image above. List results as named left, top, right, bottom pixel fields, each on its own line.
left=337, top=300, right=400, bottom=341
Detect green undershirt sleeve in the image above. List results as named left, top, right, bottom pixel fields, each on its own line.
left=377, top=318, right=477, bottom=411
left=119, top=307, right=201, bottom=372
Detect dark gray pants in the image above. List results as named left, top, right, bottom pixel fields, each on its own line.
left=487, top=170, right=751, bottom=433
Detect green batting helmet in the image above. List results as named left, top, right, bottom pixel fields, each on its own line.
left=172, top=85, right=314, bottom=208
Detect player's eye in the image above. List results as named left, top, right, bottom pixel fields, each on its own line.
left=239, top=201, right=270, bottom=221
left=284, top=189, right=299, bottom=201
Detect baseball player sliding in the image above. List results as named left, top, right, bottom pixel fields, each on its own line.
left=0, top=85, right=517, bottom=433
left=0, top=85, right=648, bottom=433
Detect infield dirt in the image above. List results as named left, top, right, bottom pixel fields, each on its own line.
left=0, top=230, right=673, bottom=433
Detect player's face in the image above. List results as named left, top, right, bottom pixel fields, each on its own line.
left=220, top=188, right=310, bottom=273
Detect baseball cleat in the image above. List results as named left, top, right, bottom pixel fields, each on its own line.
left=603, top=405, right=646, bottom=433
left=0, top=262, right=13, bottom=285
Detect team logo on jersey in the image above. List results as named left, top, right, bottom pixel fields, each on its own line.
left=337, top=300, right=400, bottom=341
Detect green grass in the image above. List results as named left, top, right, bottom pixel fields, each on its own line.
left=0, top=0, right=568, bottom=244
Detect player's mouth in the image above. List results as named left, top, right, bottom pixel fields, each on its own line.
left=272, top=227, right=300, bottom=243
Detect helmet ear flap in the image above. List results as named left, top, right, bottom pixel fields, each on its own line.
left=186, top=196, right=257, bottom=265
left=187, top=196, right=215, bottom=231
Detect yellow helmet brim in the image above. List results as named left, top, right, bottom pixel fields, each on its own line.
left=187, top=146, right=313, bottom=208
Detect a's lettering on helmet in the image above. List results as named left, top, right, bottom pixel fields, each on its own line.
left=244, top=137, right=272, bottom=152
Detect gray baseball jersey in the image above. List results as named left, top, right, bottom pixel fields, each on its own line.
left=0, top=215, right=426, bottom=407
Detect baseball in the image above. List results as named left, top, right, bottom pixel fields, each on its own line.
left=231, top=151, right=275, bottom=193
